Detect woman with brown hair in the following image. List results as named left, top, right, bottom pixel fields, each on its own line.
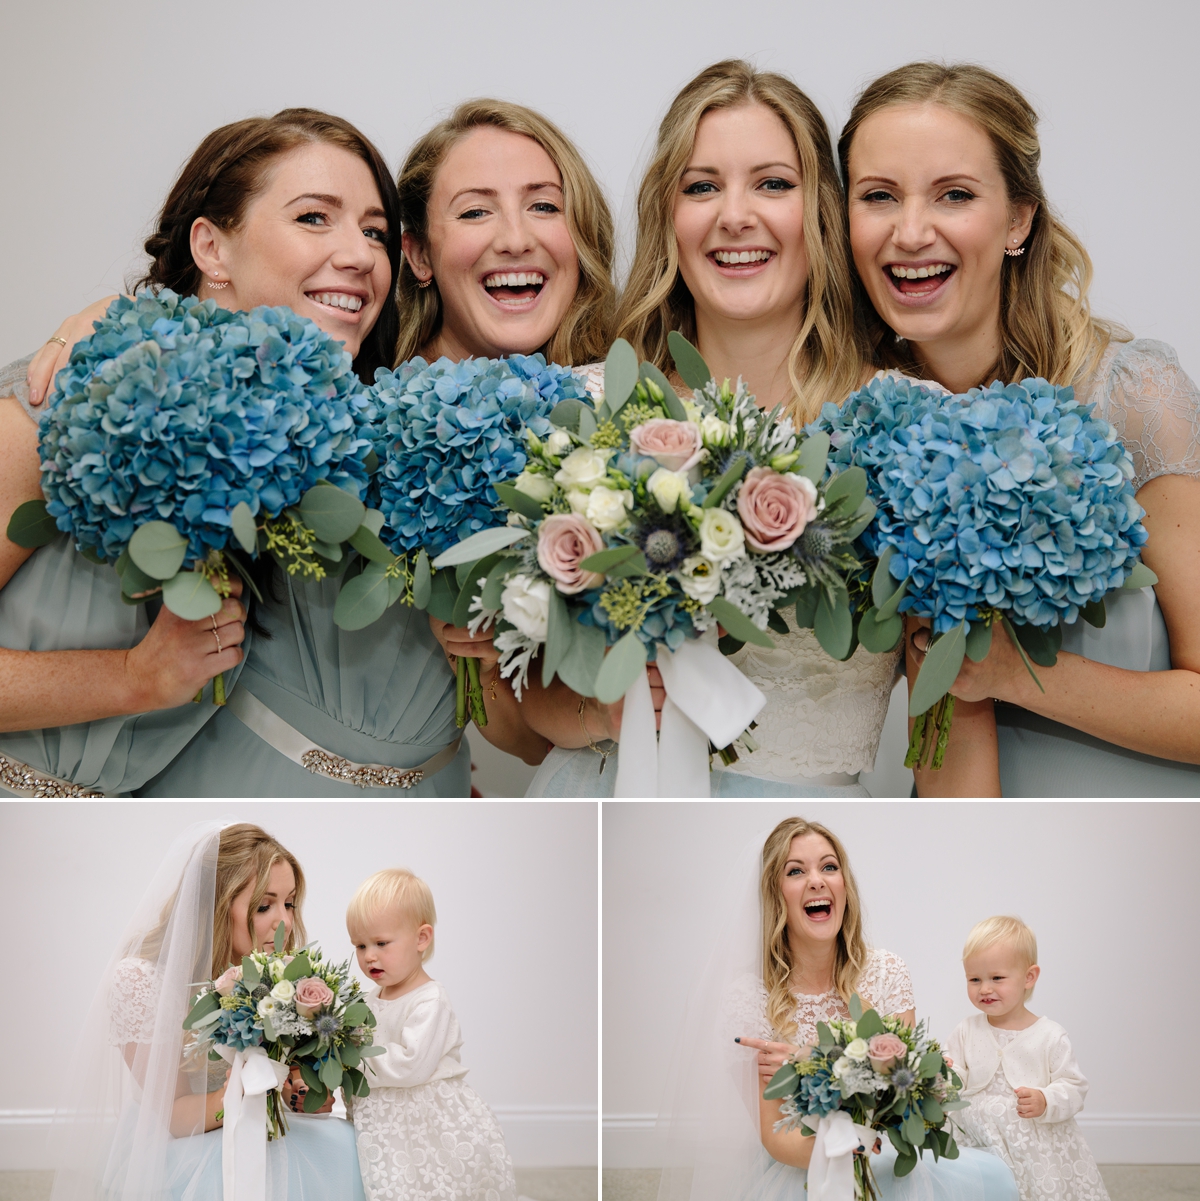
left=523, top=60, right=958, bottom=796
left=654, top=816, right=1018, bottom=1201
left=840, top=62, right=1200, bottom=797
left=51, top=821, right=365, bottom=1201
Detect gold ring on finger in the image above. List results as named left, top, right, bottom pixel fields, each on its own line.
left=213, top=628, right=222, bottom=654
left=46, top=336, right=67, bottom=348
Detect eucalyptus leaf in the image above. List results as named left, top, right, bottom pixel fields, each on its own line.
left=578, top=405, right=598, bottom=441
left=273, top=920, right=286, bottom=954
left=425, top=566, right=458, bottom=623
left=1080, top=597, right=1107, bottom=629
left=342, top=1001, right=371, bottom=1027
left=557, top=621, right=606, bottom=697
left=161, top=571, right=222, bottom=620
left=887, top=1126, right=909, bottom=1158
left=361, top=508, right=385, bottom=536
left=332, top=563, right=390, bottom=631
left=848, top=993, right=864, bottom=1021
left=815, top=1021, right=835, bottom=1049
left=6, top=499, right=60, bottom=548
left=241, top=956, right=261, bottom=988
left=795, top=432, right=830, bottom=485
left=762, top=1063, right=798, bottom=1101
left=904, top=1107, right=926, bottom=1145
left=766, top=608, right=789, bottom=636
left=604, top=339, right=640, bottom=414
left=908, top=620, right=967, bottom=716
left=920, top=1097, right=945, bottom=1124
left=1122, top=560, right=1158, bottom=589
left=855, top=1008, right=885, bottom=1040
left=183, top=990, right=221, bottom=1030
left=703, top=457, right=749, bottom=508
left=495, top=482, right=545, bottom=522
left=346, top=1065, right=370, bottom=1097
left=339, top=1043, right=361, bottom=1070
left=580, top=545, right=642, bottom=573
left=824, top=466, right=867, bottom=516
left=231, top=502, right=257, bottom=554
left=363, top=448, right=379, bottom=474
left=431, top=526, right=529, bottom=568
left=1000, top=617, right=1045, bottom=693
left=895, top=1149, right=919, bottom=1179
left=120, top=557, right=162, bottom=599
left=319, top=1057, right=343, bottom=1091
left=667, top=330, right=713, bottom=392
left=794, top=585, right=819, bottom=629
left=480, top=556, right=516, bottom=609
left=312, top=538, right=343, bottom=562
left=602, top=551, right=649, bottom=579
left=871, top=547, right=898, bottom=609
left=299, top=484, right=366, bottom=543
left=298, top=1060, right=322, bottom=1093
left=412, top=551, right=431, bottom=608
left=594, top=629, right=648, bottom=704
left=387, top=571, right=405, bottom=607
left=640, top=362, right=688, bottom=421
left=814, top=589, right=852, bottom=660
left=129, top=521, right=187, bottom=580
left=349, top=523, right=396, bottom=565
left=707, top=596, right=774, bottom=648
left=542, top=588, right=574, bottom=687
left=919, top=1051, right=943, bottom=1079
left=842, top=496, right=877, bottom=541
left=857, top=606, right=903, bottom=654
left=1012, top=620, right=1061, bottom=668
left=876, top=575, right=909, bottom=622
left=964, top=620, right=993, bottom=663
left=80, top=544, right=106, bottom=565
left=282, top=952, right=311, bottom=981
left=550, top=397, right=589, bottom=431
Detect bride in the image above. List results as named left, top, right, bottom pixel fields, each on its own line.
left=51, top=822, right=364, bottom=1200
left=656, top=816, right=1018, bottom=1200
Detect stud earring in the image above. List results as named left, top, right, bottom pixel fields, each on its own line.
left=208, top=273, right=230, bottom=290
left=1004, top=240, right=1025, bottom=258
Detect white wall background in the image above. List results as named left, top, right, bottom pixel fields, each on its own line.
left=0, top=800, right=598, bottom=1169
left=603, top=800, right=1200, bottom=1166
left=1, top=0, right=1196, bottom=380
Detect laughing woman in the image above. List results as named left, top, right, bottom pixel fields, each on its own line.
left=839, top=63, right=1200, bottom=796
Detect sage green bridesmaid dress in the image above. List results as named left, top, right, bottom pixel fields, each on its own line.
left=0, top=356, right=243, bottom=796
left=996, top=339, right=1200, bottom=797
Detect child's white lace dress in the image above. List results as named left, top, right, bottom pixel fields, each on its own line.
left=349, top=980, right=516, bottom=1201
left=947, top=1021, right=1108, bottom=1201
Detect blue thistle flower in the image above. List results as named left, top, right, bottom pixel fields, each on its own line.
left=368, top=354, right=588, bottom=558
left=813, top=375, right=1148, bottom=634
left=313, top=1013, right=341, bottom=1039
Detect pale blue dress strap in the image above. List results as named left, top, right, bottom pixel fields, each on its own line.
left=139, top=570, right=468, bottom=796
left=996, top=339, right=1200, bottom=797
left=0, top=354, right=243, bottom=795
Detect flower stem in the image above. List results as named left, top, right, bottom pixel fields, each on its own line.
left=465, top=657, right=488, bottom=727
left=455, top=656, right=467, bottom=728
left=213, top=672, right=226, bottom=706
left=904, top=694, right=956, bottom=770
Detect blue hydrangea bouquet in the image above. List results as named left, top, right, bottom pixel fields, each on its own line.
left=427, top=334, right=873, bottom=775
left=6, top=291, right=383, bottom=703
left=816, top=374, right=1156, bottom=768
left=764, top=994, right=968, bottom=1199
left=183, top=920, right=383, bottom=1139
left=324, top=352, right=589, bottom=726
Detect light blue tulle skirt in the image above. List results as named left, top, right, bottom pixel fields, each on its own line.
left=162, top=1114, right=365, bottom=1201
left=741, top=1143, right=1018, bottom=1201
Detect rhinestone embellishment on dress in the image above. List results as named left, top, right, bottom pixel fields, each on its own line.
left=300, top=748, right=424, bottom=789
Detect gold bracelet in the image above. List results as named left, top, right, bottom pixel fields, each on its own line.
left=577, top=697, right=614, bottom=776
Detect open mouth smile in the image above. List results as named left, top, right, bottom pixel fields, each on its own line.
left=306, top=290, right=366, bottom=317
left=483, top=270, right=546, bottom=308
left=804, top=897, right=833, bottom=921
left=710, top=248, right=775, bottom=275
left=884, top=261, right=955, bottom=302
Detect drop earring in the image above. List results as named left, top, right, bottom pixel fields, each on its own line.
left=417, top=276, right=433, bottom=290
left=1004, top=239, right=1025, bottom=258
left=208, top=272, right=229, bottom=290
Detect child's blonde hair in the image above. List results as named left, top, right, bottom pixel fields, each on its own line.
left=964, top=915, right=1038, bottom=999
left=347, top=868, right=437, bottom=962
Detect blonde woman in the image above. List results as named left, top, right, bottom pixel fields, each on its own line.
left=840, top=62, right=1200, bottom=797
left=525, top=61, right=987, bottom=796
left=51, top=821, right=366, bottom=1200
left=656, top=817, right=1018, bottom=1200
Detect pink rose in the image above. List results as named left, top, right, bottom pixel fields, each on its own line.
left=213, top=965, right=242, bottom=997
left=293, top=976, right=335, bottom=1019
left=537, top=513, right=605, bottom=595
left=735, top=467, right=819, bottom=552
left=867, top=1033, right=907, bottom=1074
left=629, top=419, right=703, bottom=472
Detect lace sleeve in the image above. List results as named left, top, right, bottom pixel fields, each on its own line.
left=1083, top=339, right=1200, bottom=491
left=859, top=947, right=915, bottom=1016
left=577, top=361, right=605, bottom=402
left=721, top=972, right=773, bottom=1042
left=108, top=957, right=160, bottom=1046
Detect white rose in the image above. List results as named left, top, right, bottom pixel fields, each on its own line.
left=513, top=470, right=556, bottom=503
left=257, top=997, right=281, bottom=1019
left=268, top=958, right=286, bottom=983
left=698, top=507, right=746, bottom=563
left=585, top=486, right=634, bottom=533
left=844, top=1037, right=869, bottom=1061
left=700, top=414, right=730, bottom=447
left=500, top=575, right=552, bottom=642
left=546, top=429, right=573, bottom=456
left=677, top=554, right=721, bottom=604
left=566, top=488, right=591, bottom=515
left=832, top=1054, right=853, bottom=1079
left=270, top=979, right=296, bottom=1003
left=554, top=447, right=610, bottom=491
left=647, top=467, right=692, bottom=514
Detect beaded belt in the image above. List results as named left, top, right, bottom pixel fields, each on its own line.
left=0, top=753, right=106, bottom=797
left=227, top=688, right=461, bottom=790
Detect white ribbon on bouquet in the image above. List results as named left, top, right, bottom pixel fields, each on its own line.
left=214, top=1043, right=290, bottom=1201
left=806, top=1111, right=878, bottom=1201
left=613, top=635, right=765, bottom=797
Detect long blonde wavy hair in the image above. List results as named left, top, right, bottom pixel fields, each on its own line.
left=761, top=817, right=868, bottom=1042
left=838, top=62, right=1129, bottom=388
left=394, top=98, right=616, bottom=366
left=614, top=60, right=866, bottom=425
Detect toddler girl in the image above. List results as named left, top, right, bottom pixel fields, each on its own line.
left=946, top=916, right=1108, bottom=1201
left=345, top=868, right=517, bottom=1201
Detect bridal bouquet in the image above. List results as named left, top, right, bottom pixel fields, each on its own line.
left=764, top=995, right=968, bottom=1200
left=5, top=291, right=383, bottom=703
left=183, top=921, right=383, bottom=1139
left=428, top=334, right=875, bottom=793
left=815, top=374, right=1154, bottom=768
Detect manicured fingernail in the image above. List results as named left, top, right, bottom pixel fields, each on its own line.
left=734, top=1037, right=741, bottom=1043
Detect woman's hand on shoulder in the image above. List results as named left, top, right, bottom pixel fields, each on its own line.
left=124, top=579, right=246, bottom=711
left=26, top=296, right=120, bottom=406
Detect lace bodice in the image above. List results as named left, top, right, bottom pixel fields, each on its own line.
left=724, top=610, right=901, bottom=780
left=108, top=956, right=160, bottom=1045
left=1077, top=339, right=1200, bottom=491
left=726, top=947, right=915, bottom=1046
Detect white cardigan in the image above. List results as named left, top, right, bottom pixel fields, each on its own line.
left=944, top=1013, right=1088, bottom=1125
